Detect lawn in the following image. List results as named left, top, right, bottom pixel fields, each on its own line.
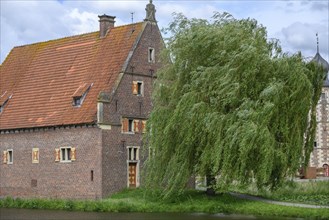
left=1, top=188, right=328, bottom=219
left=230, top=179, right=329, bottom=206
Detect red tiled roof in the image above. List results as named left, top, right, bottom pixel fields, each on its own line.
left=0, top=22, right=144, bottom=130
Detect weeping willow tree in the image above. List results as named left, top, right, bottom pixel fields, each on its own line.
left=144, top=13, right=324, bottom=199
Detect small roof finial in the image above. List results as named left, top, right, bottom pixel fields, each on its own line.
left=316, top=32, right=319, bottom=53
left=144, top=0, right=156, bottom=22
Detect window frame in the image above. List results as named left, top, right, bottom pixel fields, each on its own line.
left=148, top=47, right=155, bottom=63
left=127, top=146, right=140, bottom=161
left=137, top=81, right=143, bottom=96
left=73, top=97, right=82, bottom=106
left=60, top=147, right=72, bottom=163
left=0, top=94, right=12, bottom=114
left=7, top=149, right=13, bottom=164
left=132, top=81, right=144, bottom=96
left=72, top=83, right=93, bottom=107
left=128, top=119, right=134, bottom=133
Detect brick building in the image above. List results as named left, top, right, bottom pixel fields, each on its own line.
left=0, top=1, right=163, bottom=199
left=310, top=44, right=329, bottom=172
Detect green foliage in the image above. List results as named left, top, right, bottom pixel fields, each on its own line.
left=145, top=12, right=325, bottom=199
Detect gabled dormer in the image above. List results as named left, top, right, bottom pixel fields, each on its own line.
left=72, top=83, right=93, bottom=107
left=0, top=92, right=12, bottom=114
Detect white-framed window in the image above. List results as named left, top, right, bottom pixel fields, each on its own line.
left=7, top=149, right=13, bottom=164
left=3, top=149, right=14, bottom=164
left=55, top=147, right=76, bottom=162
left=148, top=47, right=155, bottom=63
left=60, top=147, right=71, bottom=162
left=127, top=146, right=139, bottom=161
left=137, top=82, right=143, bottom=96
left=132, top=81, right=144, bottom=96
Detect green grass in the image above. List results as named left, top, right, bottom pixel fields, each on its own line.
left=230, top=180, right=329, bottom=206
left=1, top=188, right=329, bottom=219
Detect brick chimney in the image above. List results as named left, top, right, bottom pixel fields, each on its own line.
left=98, top=14, right=116, bottom=38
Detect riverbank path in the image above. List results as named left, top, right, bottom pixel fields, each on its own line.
left=230, top=192, right=329, bottom=209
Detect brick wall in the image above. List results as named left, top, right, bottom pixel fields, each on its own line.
left=100, top=22, right=163, bottom=198
left=0, top=126, right=103, bottom=199
left=127, top=22, right=164, bottom=75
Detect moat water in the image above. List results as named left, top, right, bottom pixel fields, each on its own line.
left=0, top=208, right=296, bottom=220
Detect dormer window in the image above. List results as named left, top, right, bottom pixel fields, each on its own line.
left=72, top=83, right=93, bottom=107
left=73, top=97, right=82, bottom=106
left=148, top=47, right=155, bottom=63
left=0, top=93, right=12, bottom=114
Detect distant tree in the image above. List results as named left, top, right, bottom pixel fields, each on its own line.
left=144, top=12, right=324, bottom=199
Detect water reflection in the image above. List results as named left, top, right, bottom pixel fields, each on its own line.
left=0, top=208, right=295, bottom=220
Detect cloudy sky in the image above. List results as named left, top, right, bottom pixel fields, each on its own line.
left=1, top=0, right=328, bottom=64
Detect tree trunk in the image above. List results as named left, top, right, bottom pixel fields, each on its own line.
left=206, top=175, right=216, bottom=196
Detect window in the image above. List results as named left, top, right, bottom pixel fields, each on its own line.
left=32, top=148, right=39, bottom=163
left=60, top=147, right=71, bottom=162
left=55, top=147, right=76, bottom=162
left=137, top=82, right=143, bottom=95
left=148, top=47, right=155, bottom=63
left=122, top=118, right=146, bottom=134
left=128, top=119, right=134, bottom=132
left=0, top=94, right=12, bottom=114
left=314, top=141, right=317, bottom=148
left=128, top=147, right=139, bottom=161
left=72, top=83, right=93, bottom=107
left=4, top=149, right=13, bottom=164
left=73, top=97, right=81, bottom=106
left=122, top=118, right=135, bottom=133
left=132, top=81, right=144, bottom=96
left=321, top=93, right=326, bottom=101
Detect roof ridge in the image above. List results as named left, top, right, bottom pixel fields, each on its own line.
left=113, top=21, right=143, bottom=29
left=12, top=22, right=144, bottom=50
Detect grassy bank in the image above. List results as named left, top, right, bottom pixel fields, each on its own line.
left=231, top=180, right=329, bottom=206
left=1, top=189, right=329, bottom=219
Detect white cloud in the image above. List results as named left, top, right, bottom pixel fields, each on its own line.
left=66, top=8, right=99, bottom=34
left=282, top=22, right=328, bottom=58
left=1, top=0, right=71, bottom=61
left=243, top=1, right=328, bottom=60
left=1, top=0, right=328, bottom=63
